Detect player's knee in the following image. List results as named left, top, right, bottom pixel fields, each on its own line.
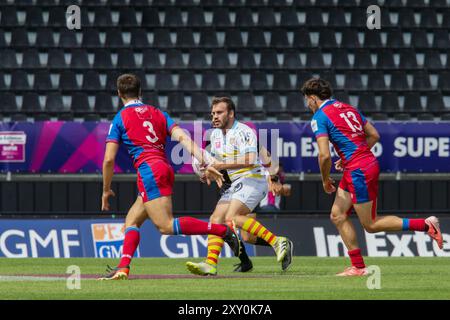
left=330, top=211, right=346, bottom=226
left=209, top=215, right=222, bottom=224
left=155, top=221, right=173, bottom=235
left=224, top=215, right=234, bottom=224
left=362, top=223, right=377, bottom=233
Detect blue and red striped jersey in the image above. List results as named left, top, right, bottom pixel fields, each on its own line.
left=311, top=99, right=376, bottom=169
left=106, top=100, right=178, bottom=168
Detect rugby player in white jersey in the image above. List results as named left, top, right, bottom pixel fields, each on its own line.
left=186, top=96, right=293, bottom=276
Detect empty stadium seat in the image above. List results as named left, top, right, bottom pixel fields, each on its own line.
left=59, top=29, right=79, bottom=48
left=11, top=70, right=30, bottom=90
left=94, top=93, right=115, bottom=113
left=250, top=71, right=270, bottom=91
left=165, top=50, right=185, bottom=68
left=142, top=92, right=160, bottom=108
left=224, top=29, right=244, bottom=49
left=225, top=71, right=245, bottom=91
left=82, top=70, right=102, bottom=91
left=71, top=93, right=90, bottom=112
left=426, top=92, right=445, bottom=111
left=105, top=29, right=125, bottom=48
left=358, top=92, right=378, bottom=112
left=211, top=49, right=231, bottom=69
left=34, top=71, right=53, bottom=91
left=380, top=92, right=400, bottom=111
left=177, top=29, right=196, bottom=48
left=130, top=29, right=150, bottom=48
left=45, top=92, right=65, bottom=112
left=164, top=7, right=184, bottom=27
left=60, top=70, right=79, bottom=90
left=403, top=92, right=423, bottom=112
left=35, top=29, right=57, bottom=48
left=22, top=93, right=41, bottom=112
left=235, top=8, right=255, bottom=27
left=167, top=92, right=187, bottom=114
left=188, top=49, right=208, bottom=69
left=22, top=49, right=41, bottom=68
left=142, top=49, right=162, bottom=69
left=187, top=8, right=207, bottom=27
left=237, top=50, right=257, bottom=70
left=201, top=71, right=222, bottom=91
left=178, top=71, right=198, bottom=91
left=1, top=92, right=18, bottom=112
left=191, top=92, right=210, bottom=114
left=260, top=49, right=279, bottom=69
left=117, top=49, right=137, bottom=69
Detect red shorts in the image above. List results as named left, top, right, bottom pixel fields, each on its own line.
left=136, top=160, right=174, bottom=202
left=339, top=160, right=379, bottom=220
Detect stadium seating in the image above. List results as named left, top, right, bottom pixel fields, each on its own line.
left=0, top=1, right=449, bottom=120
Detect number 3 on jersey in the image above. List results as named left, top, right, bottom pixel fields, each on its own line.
left=340, top=112, right=363, bottom=132
left=143, top=121, right=159, bottom=143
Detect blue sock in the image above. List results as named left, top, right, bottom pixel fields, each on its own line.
left=402, top=219, right=410, bottom=231
left=172, top=218, right=182, bottom=235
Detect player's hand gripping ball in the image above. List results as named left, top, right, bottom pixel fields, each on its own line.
left=192, top=150, right=213, bottom=179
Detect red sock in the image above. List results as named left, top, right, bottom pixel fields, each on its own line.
left=118, top=227, right=140, bottom=268
left=408, top=219, right=427, bottom=232
left=348, top=248, right=366, bottom=269
left=174, top=217, right=227, bottom=236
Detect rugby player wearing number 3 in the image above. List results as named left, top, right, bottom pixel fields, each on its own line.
left=302, top=78, right=443, bottom=276
left=98, top=74, right=240, bottom=280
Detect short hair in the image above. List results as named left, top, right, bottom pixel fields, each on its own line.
left=211, top=96, right=236, bottom=114
left=117, top=73, right=141, bottom=99
left=300, top=78, right=333, bottom=100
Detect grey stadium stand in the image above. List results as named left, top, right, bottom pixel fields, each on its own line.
left=0, top=1, right=449, bottom=120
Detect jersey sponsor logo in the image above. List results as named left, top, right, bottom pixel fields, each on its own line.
left=310, top=119, right=318, bottom=132
left=91, top=223, right=140, bottom=258
left=239, top=131, right=252, bottom=145
left=233, top=182, right=243, bottom=193
left=134, top=106, right=151, bottom=120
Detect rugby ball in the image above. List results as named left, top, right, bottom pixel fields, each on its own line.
left=192, top=150, right=213, bottom=177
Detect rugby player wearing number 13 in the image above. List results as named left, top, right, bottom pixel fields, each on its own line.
left=302, top=78, right=443, bottom=276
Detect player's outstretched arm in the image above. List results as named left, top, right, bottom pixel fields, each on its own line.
left=171, top=126, right=205, bottom=165
left=363, top=121, right=380, bottom=150
left=260, top=146, right=279, bottom=176
left=317, top=136, right=336, bottom=194
left=102, top=142, right=119, bottom=211
left=171, top=126, right=224, bottom=187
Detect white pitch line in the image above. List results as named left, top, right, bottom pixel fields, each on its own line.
left=0, top=275, right=67, bottom=282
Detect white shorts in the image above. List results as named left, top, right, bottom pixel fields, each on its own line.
left=218, top=177, right=268, bottom=211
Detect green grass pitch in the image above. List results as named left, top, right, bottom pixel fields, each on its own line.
left=0, top=257, right=449, bottom=300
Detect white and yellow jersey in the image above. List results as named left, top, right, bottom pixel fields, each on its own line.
left=209, top=121, right=265, bottom=182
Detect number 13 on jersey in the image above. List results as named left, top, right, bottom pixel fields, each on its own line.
left=340, top=112, right=363, bottom=132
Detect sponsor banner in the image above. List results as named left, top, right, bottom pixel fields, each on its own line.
left=90, top=223, right=140, bottom=258
left=0, top=220, right=82, bottom=258
left=0, top=217, right=448, bottom=258
left=0, top=219, right=254, bottom=258
left=254, top=217, right=450, bottom=257
left=0, top=131, right=26, bottom=163
left=0, top=121, right=449, bottom=174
